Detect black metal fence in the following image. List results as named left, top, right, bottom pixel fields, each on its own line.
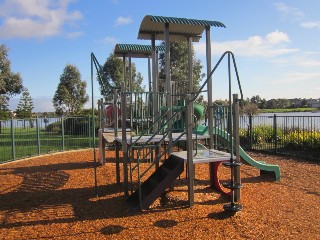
left=1, top=114, right=319, bottom=163
left=0, top=116, right=98, bottom=163
left=239, top=114, right=320, bottom=161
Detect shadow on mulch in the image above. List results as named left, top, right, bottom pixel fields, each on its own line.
left=101, top=225, right=126, bottom=235
left=154, top=219, right=178, bottom=228
left=207, top=210, right=236, bottom=220
left=0, top=182, right=140, bottom=229
left=0, top=161, right=94, bottom=174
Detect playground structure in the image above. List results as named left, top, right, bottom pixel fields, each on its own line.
left=92, top=15, right=280, bottom=211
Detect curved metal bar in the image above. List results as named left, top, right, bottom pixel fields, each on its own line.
left=190, top=51, right=243, bottom=103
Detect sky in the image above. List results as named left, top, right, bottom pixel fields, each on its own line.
left=1, top=0, right=320, bottom=112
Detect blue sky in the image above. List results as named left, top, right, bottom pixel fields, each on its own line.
left=1, top=0, right=320, bottom=112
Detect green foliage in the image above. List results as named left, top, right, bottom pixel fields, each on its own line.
left=101, top=54, right=145, bottom=101
left=0, top=45, right=23, bottom=96
left=241, top=103, right=260, bottom=115
left=261, top=108, right=317, bottom=113
left=53, top=64, right=89, bottom=115
left=240, top=125, right=320, bottom=151
left=0, top=95, right=10, bottom=120
left=45, top=117, right=99, bottom=135
left=0, top=44, right=24, bottom=120
left=15, top=89, right=34, bottom=119
left=282, top=129, right=320, bottom=149
left=159, top=41, right=204, bottom=94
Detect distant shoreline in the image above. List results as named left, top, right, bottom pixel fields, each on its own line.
left=260, top=108, right=319, bottom=113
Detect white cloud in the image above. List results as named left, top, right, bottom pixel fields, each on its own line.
left=115, top=16, right=132, bottom=26
left=271, top=51, right=320, bottom=68
left=0, top=0, right=83, bottom=39
left=67, top=31, right=84, bottom=39
left=275, top=2, right=320, bottom=30
left=194, top=30, right=298, bottom=58
left=274, top=2, right=304, bottom=21
left=300, top=21, right=320, bottom=29
left=299, top=60, right=320, bottom=67
left=102, top=36, right=117, bottom=45
left=278, top=72, right=320, bottom=83
left=265, top=31, right=289, bottom=44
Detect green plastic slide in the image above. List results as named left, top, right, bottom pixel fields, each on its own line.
left=196, top=127, right=280, bottom=181
left=239, top=145, right=280, bottom=181
left=193, top=102, right=205, bottom=120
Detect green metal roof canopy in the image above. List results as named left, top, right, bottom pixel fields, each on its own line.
left=138, top=15, right=226, bottom=42
left=114, top=44, right=165, bottom=58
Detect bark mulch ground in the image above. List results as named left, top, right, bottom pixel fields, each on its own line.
left=0, top=149, right=319, bottom=239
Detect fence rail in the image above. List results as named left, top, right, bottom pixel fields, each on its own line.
left=0, top=116, right=98, bottom=163
left=239, top=114, right=320, bottom=161
left=1, top=114, right=319, bottom=163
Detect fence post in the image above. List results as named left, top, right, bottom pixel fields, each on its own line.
left=249, top=114, right=253, bottom=150
left=61, top=116, right=65, bottom=151
left=36, top=116, right=41, bottom=155
left=273, top=114, right=277, bottom=153
left=10, top=117, right=15, bottom=160
left=88, top=115, right=91, bottom=148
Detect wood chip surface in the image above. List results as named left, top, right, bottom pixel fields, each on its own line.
left=0, top=149, right=319, bottom=239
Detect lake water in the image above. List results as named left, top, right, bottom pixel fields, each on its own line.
left=2, top=112, right=320, bottom=130
left=241, top=112, right=320, bottom=130
left=0, top=118, right=61, bottom=129
left=257, top=111, right=320, bottom=117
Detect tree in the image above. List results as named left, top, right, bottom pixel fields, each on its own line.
left=241, top=102, right=260, bottom=115
left=16, top=89, right=34, bottom=128
left=101, top=54, right=145, bottom=101
left=0, top=44, right=23, bottom=120
left=158, top=41, right=205, bottom=94
left=0, top=45, right=23, bottom=96
left=0, top=95, right=10, bottom=119
left=53, top=64, right=89, bottom=115
left=0, top=44, right=23, bottom=133
left=15, top=89, right=34, bottom=119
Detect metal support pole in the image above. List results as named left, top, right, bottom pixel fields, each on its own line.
left=122, top=54, right=126, bottom=91
left=233, top=94, right=241, bottom=201
left=148, top=56, right=152, bottom=93
left=165, top=23, right=173, bottom=151
left=113, top=89, right=118, bottom=137
left=188, top=37, right=193, bottom=94
left=151, top=34, right=159, bottom=133
left=188, top=37, right=194, bottom=129
left=129, top=53, right=133, bottom=132
left=206, top=26, right=213, bottom=149
left=186, top=95, right=194, bottom=207
left=121, top=82, right=129, bottom=197
left=206, top=26, right=216, bottom=188
left=91, top=53, right=98, bottom=196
